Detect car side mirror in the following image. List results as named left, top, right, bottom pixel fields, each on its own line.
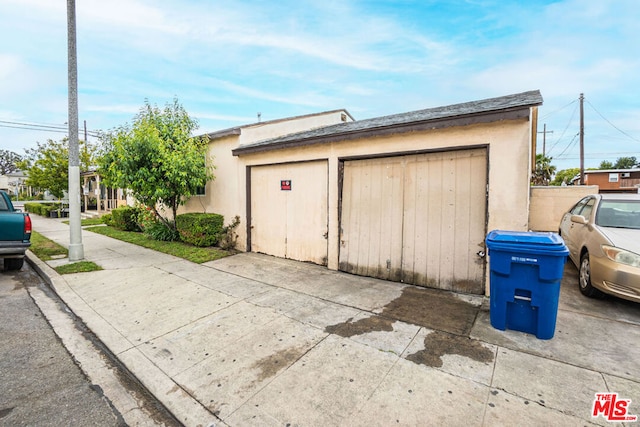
left=570, top=214, right=588, bottom=225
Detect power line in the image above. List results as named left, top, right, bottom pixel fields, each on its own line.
left=0, top=119, right=69, bottom=131
left=0, top=119, right=101, bottom=138
left=557, top=152, right=639, bottom=159
left=540, top=99, right=578, bottom=121
left=546, top=102, right=579, bottom=156
left=585, top=100, right=640, bottom=143
left=555, top=132, right=580, bottom=158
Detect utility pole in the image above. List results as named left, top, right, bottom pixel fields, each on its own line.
left=579, top=93, right=585, bottom=185
left=537, top=124, right=554, bottom=157
left=84, top=120, right=87, bottom=142
left=67, top=0, right=84, bottom=261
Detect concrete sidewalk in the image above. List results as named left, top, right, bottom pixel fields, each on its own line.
left=27, top=215, right=640, bottom=426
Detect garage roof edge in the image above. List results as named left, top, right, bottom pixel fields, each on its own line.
left=203, top=109, right=355, bottom=141
left=232, top=90, right=542, bottom=156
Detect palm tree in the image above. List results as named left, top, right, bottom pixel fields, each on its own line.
left=532, top=154, right=556, bottom=185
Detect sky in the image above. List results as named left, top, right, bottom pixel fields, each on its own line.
left=1, top=0, right=639, bottom=172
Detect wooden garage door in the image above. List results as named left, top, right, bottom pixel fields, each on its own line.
left=251, top=161, right=328, bottom=265
left=339, top=148, right=487, bottom=294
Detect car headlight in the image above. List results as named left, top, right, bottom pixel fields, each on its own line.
left=602, top=245, right=640, bottom=268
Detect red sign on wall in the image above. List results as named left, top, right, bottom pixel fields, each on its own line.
left=281, top=180, right=292, bottom=191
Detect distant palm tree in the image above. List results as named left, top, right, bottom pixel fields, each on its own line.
left=532, top=154, right=556, bottom=185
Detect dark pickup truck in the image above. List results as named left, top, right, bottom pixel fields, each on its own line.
left=0, top=190, right=31, bottom=270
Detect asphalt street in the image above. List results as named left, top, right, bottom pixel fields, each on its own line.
left=0, top=261, right=127, bottom=426
left=0, top=261, right=182, bottom=427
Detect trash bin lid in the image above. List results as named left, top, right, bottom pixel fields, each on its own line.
left=486, top=230, right=568, bottom=253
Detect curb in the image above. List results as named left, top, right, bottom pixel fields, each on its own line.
left=25, top=252, right=222, bottom=427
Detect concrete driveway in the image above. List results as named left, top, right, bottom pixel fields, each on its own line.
left=28, top=215, right=640, bottom=426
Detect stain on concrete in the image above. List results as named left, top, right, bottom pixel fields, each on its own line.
left=0, top=407, right=14, bottom=419
left=157, top=348, right=172, bottom=358
left=250, top=346, right=307, bottom=382
left=166, top=384, right=181, bottom=395
left=325, top=285, right=480, bottom=338
left=405, top=331, right=494, bottom=368
left=381, top=286, right=479, bottom=336
left=205, top=402, right=222, bottom=419
left=338, top=261, right=484, bottom=294
left=325, top=316, right=395, bottom=337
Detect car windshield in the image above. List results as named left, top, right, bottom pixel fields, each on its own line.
left=596, top=200, right=640, bottom=229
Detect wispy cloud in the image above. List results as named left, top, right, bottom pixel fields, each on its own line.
left=0, top=0, right=638, bottom=170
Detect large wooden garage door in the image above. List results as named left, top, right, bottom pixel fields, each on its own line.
left=251, top=161, right=328, bottom=265
left=339, top=148, right=487, bottom=294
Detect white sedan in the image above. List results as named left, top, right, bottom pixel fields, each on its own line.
left=559, top=193, right=640, bottom=303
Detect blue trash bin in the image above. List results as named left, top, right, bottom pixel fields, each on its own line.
left=485, top=230, right=569, bottom=339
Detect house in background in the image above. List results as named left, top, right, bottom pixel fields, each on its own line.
left=583, top=169, right=640, bottom=193
left=81, top=170, right=130, bottom=215
left=0, top=170, right=30, bottom=197
left=181, top=90, right=543, bottom=296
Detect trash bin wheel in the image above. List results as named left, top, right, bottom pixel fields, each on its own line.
left=579, top=252, right=604, bottom=298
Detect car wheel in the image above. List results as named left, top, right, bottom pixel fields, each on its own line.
left=579, top=252, right=604, bottom=298
left=4, top=258, right=24, bottom=271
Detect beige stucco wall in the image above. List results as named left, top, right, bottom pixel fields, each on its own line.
left=239, top=117, right=532, bottom=269
left=182, top=112, right=536, bottom=295
left=238, top=111, right=352, bottom=146
left=180, top=110, right=352, bottom=248
left=528, top=185, right=599, bottom=232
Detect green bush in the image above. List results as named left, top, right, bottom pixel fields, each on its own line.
left=101, top=213, right=113, bottom=226
left=24, top=202, right=39, bottom=214
left=42, top=204, right=62, bottom=217
left=143, top=220, right=181, bottom=241
left=24, top=203, right=60, bottom=216
left=176, top=213, right=224, bottom=247
left=219, top=215, right=241, bottom=250
left=111, top=206, right=142, bottom=231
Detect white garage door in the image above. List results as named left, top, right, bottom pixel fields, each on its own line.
left=339, top=148, right=487, bottom=294
left=250, top=161, right=329, bottom=265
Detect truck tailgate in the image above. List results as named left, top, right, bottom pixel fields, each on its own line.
left=0, top=213, right=29, bottom=241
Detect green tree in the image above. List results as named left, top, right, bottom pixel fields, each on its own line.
left=99, top=99, right=214, bottom=230
left=0, top=149, right=23, bottom=174
left=598, top=160, right=614, bottom=169
left=19, top=139, right=96, bottom=199
left=613, top=156, right=638, bottom=169
left=531, top=154, right=556, bottom=185
left=551, top=167, right=581, bottom=186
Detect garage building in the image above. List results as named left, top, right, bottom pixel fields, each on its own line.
left=182, top=90, right=543, bottom=295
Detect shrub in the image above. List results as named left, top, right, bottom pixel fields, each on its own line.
left=219, top=215, right=241, bottom=250
left=143, top=220, right=181, bottom=241
left=176, top=213, right=224, bottom=247
left=24, top=202, right=39, bottom=214
left=101, top=213, right=113, bottom=226
left=40, top=204, right=57, bottom=217
left=111, top=206, right=142, bottom=231
left=40, top=203, right=60, bottom=217
left=136, top=206, right=156, bottom=231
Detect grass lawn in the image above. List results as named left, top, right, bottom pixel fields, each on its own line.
left=30, top=231, right=102, bottom=274
left=55, top=261, right=103, bottom=275
left=62, top=218, right=105, bottom=226
left=85, top=226, right=234, bottom=263
left=30, top=231, right=68, bottom=261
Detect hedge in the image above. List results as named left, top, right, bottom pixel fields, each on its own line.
left=176, top=213, right=224, bottom=247
left=24, top=202, right=61, bottom=216
left=111, top=206, right=141, bottom=231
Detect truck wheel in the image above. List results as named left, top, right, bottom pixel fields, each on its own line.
left=4, top=258, right=24, bottom=271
